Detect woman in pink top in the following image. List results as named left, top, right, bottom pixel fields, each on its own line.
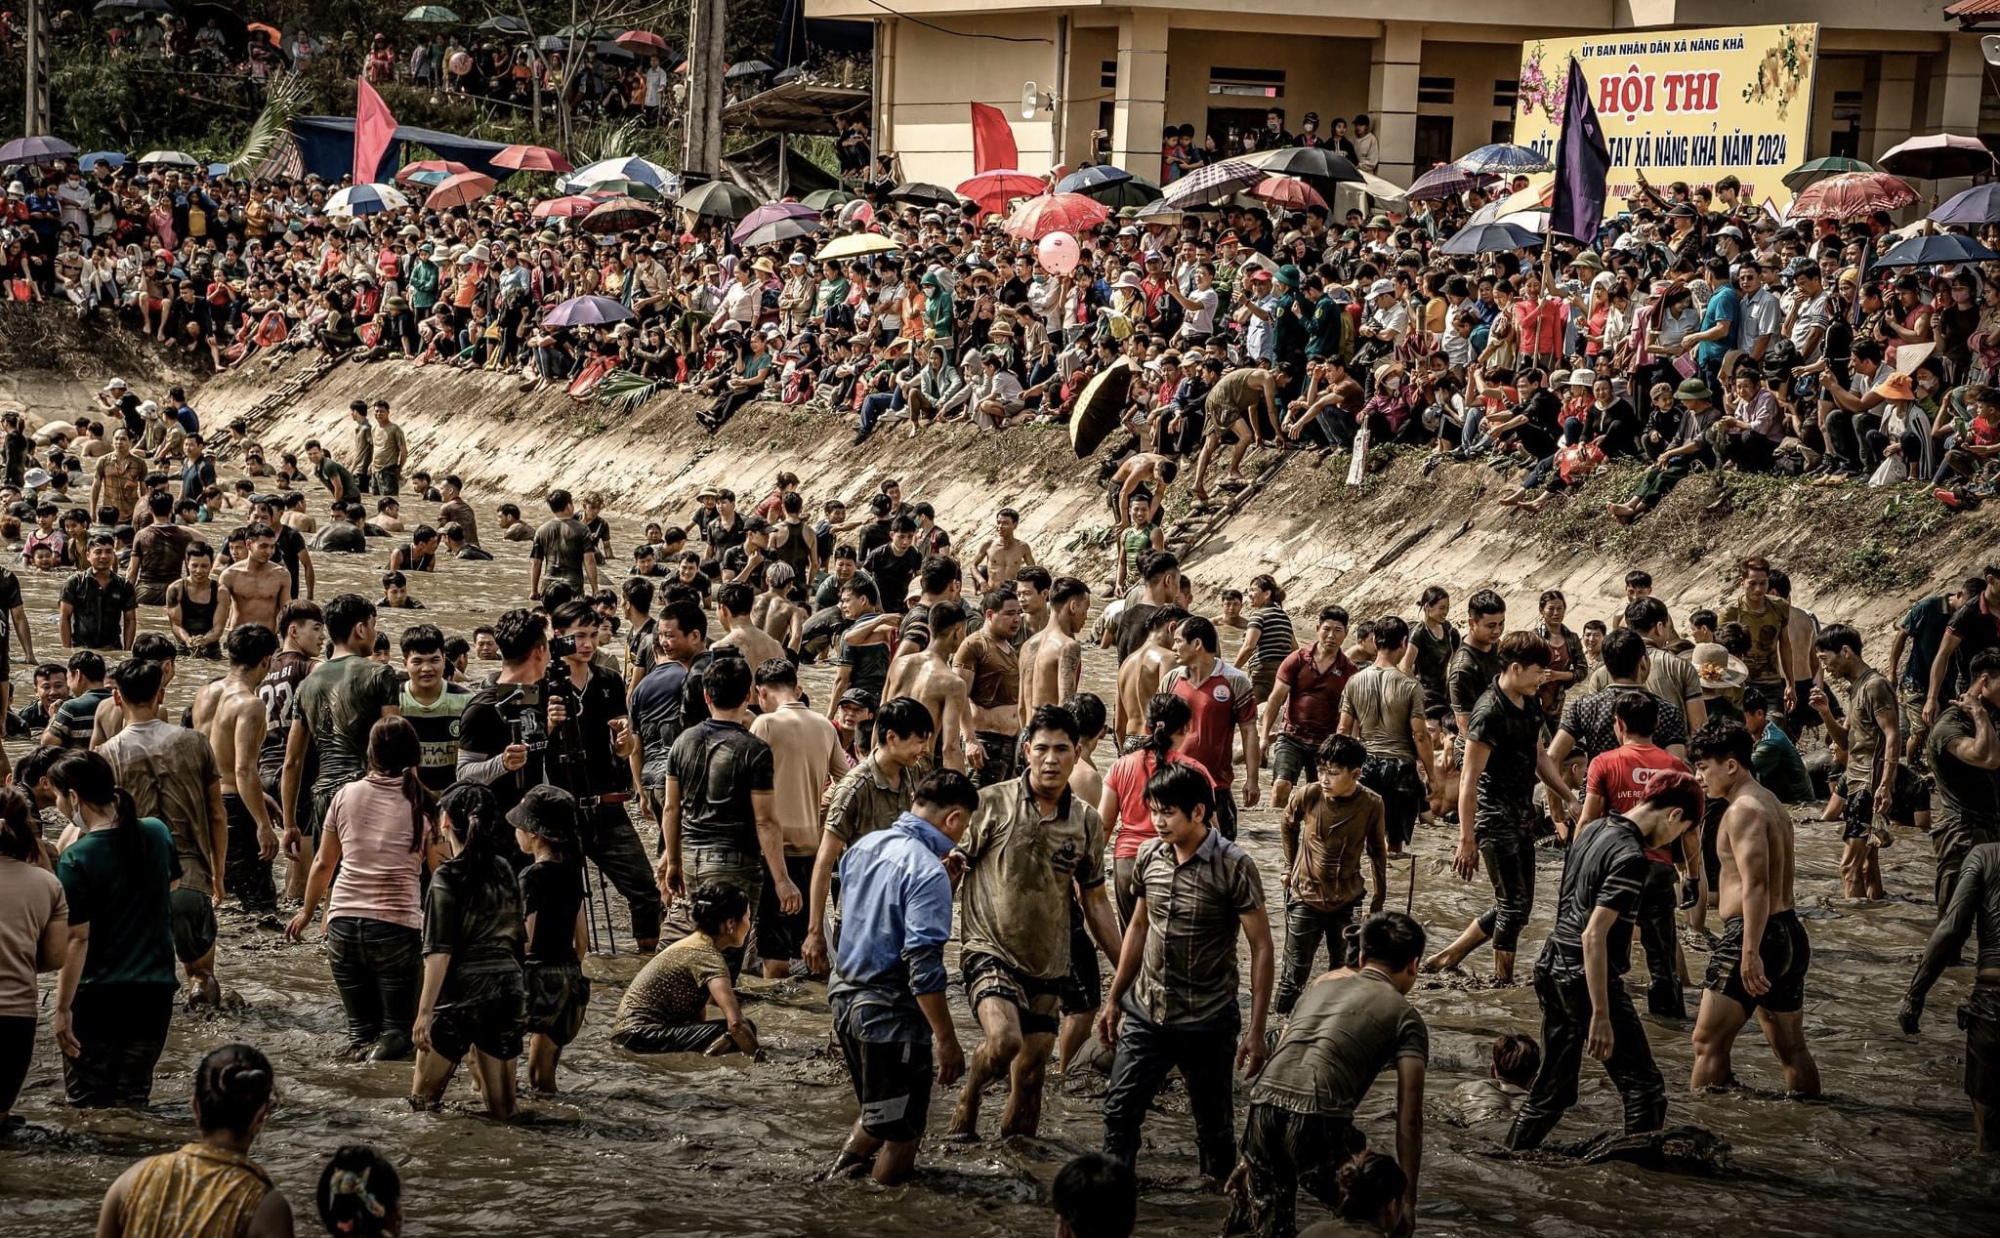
left=287, top=719, right=443, bottom=1060
left=1096, top=694, right=1215, bottom=922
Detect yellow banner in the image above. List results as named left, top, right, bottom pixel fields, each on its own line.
left=1514, top=23, right=1819, bottom=206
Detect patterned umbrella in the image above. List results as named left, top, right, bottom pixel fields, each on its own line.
left=1931, top=183, right=2000, bottom=226
left=395, top=159, right=470, bottom=185
left=732, top=201, right=820, bottom=244
left=1781, top=157, right=1873, bottom=195
left=403, top=6, right=459, bottom=21
left=0, top=136, right=77, bottom=165
left=325, top=183, right=411, bottom=218
left=1453, top=143, right=1553, bottom=175
left=1404, top=163, right=1494, bottom=202
left=562, top=155, right=673, bottom=196
left=492, top=145, right=573, bottom=174
left=1160, top=158, right=1263, bottom=207
left=425, top=171, right=498, bottom=211
left=1879, top=134, right=1996, bottom=181
left=581, top=196, right=661, bottom=233
left=1873, top=233, right=2000, bottom=269
left=957, top=170, right=1046, bottom=202
left=1003, top=192, right=1110, bottom=241
left=1788, top=171, right=1918, bottom=220
left=1249, top=176, right=1326, bottom=210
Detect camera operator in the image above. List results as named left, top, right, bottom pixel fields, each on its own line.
left=457, top=605, right=662, bottom=951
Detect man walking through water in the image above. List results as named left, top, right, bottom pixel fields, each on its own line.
left=1506, top=770, right=1702, bottom=1149
left=1688, top=720, right=1821, bottom=1096
left=948, top=705, right=1121, bottom=1141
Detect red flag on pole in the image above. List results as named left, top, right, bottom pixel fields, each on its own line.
left=353, top=78, right=399, bottom=184
left=970, top=102, right=1018, bottom=175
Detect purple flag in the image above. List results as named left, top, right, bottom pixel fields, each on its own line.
left=1549, top=56, right=1610, bottom=243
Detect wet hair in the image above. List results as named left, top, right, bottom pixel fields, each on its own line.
left=1025, top=702, right=1081, bottom=747
left=1050, top=575, right=1091, bottom=609
left=368, top=717, right=434, bottom=852
left=754, top=657, right=798, bottom=690
left=1358, top=910, right=1427, bottom=971
left=0, top=785, right=37, bottom=862
left=1638, top=768, right=1704, bottom=827
left=657, top=599, right=706, bottom=642
left=1372, top=614, right=1409, bottom=652
left=840, top=576, right=879, bottom=607
left=913, top=768, right=980, bottom=816
left=323, top=592, right=377, bottom=644
left=1624, top=570, right=1652, bottom=590
left=1971, top=648, right=2000, bottom=683
left=1611, top=689, right=1659, bottom=737
left=1177, top=615, right=1219, bottom=654
left=875, top=695, right=937, bottom=743
left=132, top=631, right=176, bottom=664
left=1053, top=1153, right=1136, bottom=1238
left=1624, top=595, right=1669, bottom=634
left=193, top=1044, right=274, bottom=1135
left=1145, top=759, right=1215, bottom=820
left=1061, top=692, right=1107, bottom=741
left=918, top=555, right=961, bottom=596
left=1497, top=630, right=1550, bottom=670
left=1491, top=1034, right=1541, bottom=1088
left=1601, top=627, right=1646, bottom=679
left=317, top=1145, right=402, bottom=1237
left=399, top=623, right=446, bottom=657
left=492, top=607, right=547, bottom=663
left=437, top=781, right=509, bottom=865
left=929, top=600, right=966, bottom=637
left=1742, top=687, right=1768, bottom=717
left=715, top=581, right=754, bottom=617
left=110, top=656, right=164, bottom=707
left=1714, top=622, right=1751, bottom=658
left=1317, top=733, right=1366, bottom=772
left=1419, top=585, right=1450, bottom=609
left=1335, top=1150, right=1408, bottom=1224
left=278, top=599, right=323, bottom=639
left=1688, top=720, right=1755, bottom=769
left=1467, top=588, right=1506, bottom=621
left=688, top=878, right=750, bottom=936
left=1813, top=622, right=1863, bottom=657
left=703, top=653, right=753, bottom=710
left=1250, top=573, right=1286, bottom=605
left=1688, top=607, right=1717, bottom=632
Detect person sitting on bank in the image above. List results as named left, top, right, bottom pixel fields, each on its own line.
left=610, top=879, right=758, bottom=1056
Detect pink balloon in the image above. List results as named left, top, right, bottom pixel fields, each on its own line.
left=1038, top=230, right=1079, bottom=275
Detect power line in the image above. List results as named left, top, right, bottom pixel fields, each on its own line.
left=856, top=0, right=1053, bottom=44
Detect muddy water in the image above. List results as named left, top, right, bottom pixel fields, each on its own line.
left=4, top=477, right=1999, bottom=1237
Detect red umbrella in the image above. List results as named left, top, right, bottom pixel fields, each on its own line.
left=492, top=144, right=574, bottom=175
left=1249, top=175, right=1326, bottom=210
left=394, top=159, right=469, bottom=185
left=1788, top=171, right=1918, bottom=220
left=531, top=195, right=598, bottom=219
left=581, top=196, right=661, bottom=234
left=957, top=169, right=1045, bottom=203
left=615, top=30, right=670, bottom=56
left=1003, top=192, right=1109, bottom=241
left=425, top=171, right=498, bottom=211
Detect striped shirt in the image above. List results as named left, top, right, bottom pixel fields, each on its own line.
left=1247, top=605, right=1295, bottom=672
left=1128, top=828, right=1265, bottom=1024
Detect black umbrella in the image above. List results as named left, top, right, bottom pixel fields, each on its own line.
left=1071, top=359, right=1135, bottom=458
left=1250, top=146, right=1365, bottom=185
left=889, top=181, right=959, bottom=208
left=726, top=60, right=775, bottom=80
left=478, top=15, right=528, bottom=34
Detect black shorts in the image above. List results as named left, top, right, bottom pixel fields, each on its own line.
left=1270, top=734, right=1319, bottom=786
left=1359, top=755, right=1424, bottom=845
left=1963, top=984, right=2000, bottom=1109
left=431, top=969, right=527, bottom=1062
left=1704, top=910, right=1809, bottom=1015
left=837, top=1030, right=934, bottom=1143
left=1840, top=765, right=1930, bottom=839
left=522, top=961, right=590, bottom=1047
left=1060, top=898, right=1100, bottom=1017
left=756, top=854, right=817, bottom=963
left=169, top=886, right=217, bottom=965
left=962, top=948, right=1063, bottom=1037
left=974, top=730, right=1019, bottom=788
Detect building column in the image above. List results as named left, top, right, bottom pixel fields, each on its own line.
left=1367, top=21, right=1423, bottom=185
left=1938, top=34, right=1985, bottom=137
left=1858, top=53, right=1919, bottom=163
left=1110, top=10, right=1169, bottom=175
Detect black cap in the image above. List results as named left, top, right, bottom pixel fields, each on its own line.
left=506, top=784, right=579, bottom=844
left=838, top=688, right=878, bottom=711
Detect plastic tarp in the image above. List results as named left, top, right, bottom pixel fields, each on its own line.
left=720, top=134, right=840, bottom=201
left=290, top=117, right=515, bottom=185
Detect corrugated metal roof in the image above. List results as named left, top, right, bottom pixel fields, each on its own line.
left=1947, top=0, right=2000, bottom=19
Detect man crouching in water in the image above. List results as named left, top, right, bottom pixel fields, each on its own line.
left=1688, top=720, right=1821, bottom=1096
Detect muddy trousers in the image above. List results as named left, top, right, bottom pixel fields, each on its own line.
left=1637, top=860, right=1685, bottom=1019
left=1506, top=971, right=1667, bottom=1151
left=1275, top=897, right=1359, bottom=1016
left=582, top=803, right=663, bottom=943
left=1236, top=1105, right=1365, bottom=1238
left=1101, top=1001, right=1240, bottom=1179
left=326, top=916, right=422, bottom=1057
left=1473, top=834, right=1537, bottom=952
left=1933, top=823, right=2000, bottom=920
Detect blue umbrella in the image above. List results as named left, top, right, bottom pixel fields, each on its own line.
left=542, top=295, right=634, bottom=327
left=207, top=162, right=232, bottom=180
left=80, top=151, right=126, bottom=173
left=1930, top=183, right=2000, bottom=227
left=1873, top=232, right=2000, bottom=269
left=1055, top=165, right=1131, bottom=195
left=1454, top=143, right=1553, bottom=176
left=1438, top=221, right=1541, bottom=256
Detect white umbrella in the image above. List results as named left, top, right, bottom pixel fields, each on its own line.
left=325, top=182, right=412, bottom=218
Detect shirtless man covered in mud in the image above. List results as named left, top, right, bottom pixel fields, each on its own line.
left=970, top=508, right=1036, bottom=593
left=955, top=589, right=1025, bottom=786
left=1114, top=606, right=1187, bottom=748
left=884, top=600, right=973, bottom=771
left=216, top=523, right=292, bottom=633
left=1019, top=576, right=1089, bottom=725
left=191, top=623, right=282, bottom=913
left=1689, top=720, right=1821, bottom=1096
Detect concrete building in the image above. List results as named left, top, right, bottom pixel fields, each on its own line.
left=805, top=1, right=1991, bottom=188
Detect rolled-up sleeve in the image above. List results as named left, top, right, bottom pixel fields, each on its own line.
left=901, top=866, right=954, bottom=995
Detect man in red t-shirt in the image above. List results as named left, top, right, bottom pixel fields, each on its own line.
left=1580, top=689, right=1693, bottom=1018
left=1261, top=605, right=1358, bottom=811
left=1161, top=615, right=1258, bottom=840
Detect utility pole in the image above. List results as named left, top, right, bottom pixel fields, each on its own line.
left=24, top=0, right=51, bottom=135
left=681, top=0, right=726, bottom=179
